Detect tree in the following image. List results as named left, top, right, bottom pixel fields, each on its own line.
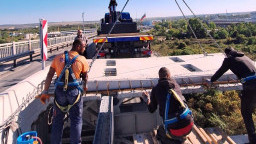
left=247, top=37, right=256, bottom=45
left=208, top=22, right=216, bottom=30
left=215, top=29, right=229, bottom=39
left=187, top=18, right=207, bottom=38
left=235, top=34, right=246, bottom=44
left=178, top=42, right=186, bottom=49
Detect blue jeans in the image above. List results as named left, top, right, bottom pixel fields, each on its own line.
left=50, top=87, right=83, bottom=144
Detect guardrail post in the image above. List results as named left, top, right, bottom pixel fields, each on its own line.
left=12, top=41, right=16, bottom=55
left=12, top=41, right=17, bottom=67
left=28, top=39, right=32, bottom=51
left=28, top=39, right=33, bottom=62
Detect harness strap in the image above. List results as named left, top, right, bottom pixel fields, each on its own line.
left=55, top=51, right=82, bottom=91
left=164, top=107, right=191, bottom=125
left=54, top=92, right=81, bottom=113
left=57, top=51, right=79, bottom=82
left=164, top=89, right=191, bottom=135
left=241, top=74, right=256, bottom=84
left=56, top=81, right=83, bottom=92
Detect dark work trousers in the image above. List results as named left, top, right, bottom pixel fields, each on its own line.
left=241, top=89, right=256, bottom=143
left=156, top=125, right=186, bottom=144
left=51, top=87, right=83, bottom=144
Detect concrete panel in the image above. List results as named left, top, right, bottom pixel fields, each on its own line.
left=135, top=112, right=158, bottom=133
left=115, top=113, right=136, bottom=135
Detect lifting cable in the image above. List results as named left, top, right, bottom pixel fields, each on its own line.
left=182, top=0, right=223, bottom=52
left=174, top=0, right=206, bottom=55
left=88, top=0, right=130, bottom=72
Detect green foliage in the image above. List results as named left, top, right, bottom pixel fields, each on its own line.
left=247, top=37, right=256, bottom=45
left=235, top=34, right=246, bottom=44
left=215, top=29, right=229, bottom=39
left=208, top=22, right=216, bottom=30
left=185, top=90, right=254, bottom=135
left=187, top=18, right=207, bottom=38
left=178, top=42, right=186, bottom=49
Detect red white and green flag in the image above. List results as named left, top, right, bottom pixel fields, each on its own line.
left=140, top=13, right=146, bottom=21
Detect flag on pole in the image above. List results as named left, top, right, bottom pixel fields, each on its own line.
left=40, top=19, right=48, bottom=61
left=140, top=13, right=146, bottom=21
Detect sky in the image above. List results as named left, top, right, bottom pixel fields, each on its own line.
left=0, top=0, right=255, bottom=25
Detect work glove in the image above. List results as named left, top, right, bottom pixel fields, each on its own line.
left=141, top=91, right=150, bottom=104
left=40, top=90, right=50, bottom=104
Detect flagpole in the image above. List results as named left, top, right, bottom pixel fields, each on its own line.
left=82, top=12, right=85, bottom=38
left=39, top=19, right=44, bottom=70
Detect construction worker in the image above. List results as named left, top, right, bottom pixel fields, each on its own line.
left=142, top=67, right=193, bottom=144
left=75, top=29, right=88, bottom=43
left=40, top=38, right=89, bottom=144
left=76, top=29, right=88, bottom=58
left=209, top=47, right=256, bottom=144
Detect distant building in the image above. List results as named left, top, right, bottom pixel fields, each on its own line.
left=142, top=20, right=152, bottom=26
left=9, top=32, right=22, bottom=37
left=25, top=33, right=38, bottom=40
left=152, top=20, right=161, bottom=25
left=250, top=12, right=256, bottom=20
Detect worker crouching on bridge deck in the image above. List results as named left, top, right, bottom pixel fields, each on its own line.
left=40, top=38, right=89, bottom=144
left=142, top=67, right=193, bottom=144
left=209, top=47, right=256, bottom=144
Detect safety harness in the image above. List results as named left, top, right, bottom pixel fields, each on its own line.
left=54, top=51, right=83, bottom=112
left=241, top=74, right=256, bottom=84
left=164, top=89, right=193, bottom=138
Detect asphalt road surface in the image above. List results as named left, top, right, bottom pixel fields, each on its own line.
left=0, top=46, right=72, bottom=93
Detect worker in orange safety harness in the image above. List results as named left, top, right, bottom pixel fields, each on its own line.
left=40, top=38, right=89, bottom=144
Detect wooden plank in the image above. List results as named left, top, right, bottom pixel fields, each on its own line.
left=205, top=127, right=230, bottom=144
left=187, top=128, right=204, bottom=144
left=204, top=128, right=218, bottom=144
left=193, top=125, right=208, bottom=144
left=184, top=138, right=193, bottom=144
left=199, top=128, right=213, bottom=144
left=150, top=131, right=160, bottom=144
left=227, top=136, right=236, bottom=144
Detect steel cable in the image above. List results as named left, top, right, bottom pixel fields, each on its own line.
left=182, top=0, right=224, bottom=52
left=88, top=0, right=130, bottom=72
left=174, top=0, right=206, bottom=55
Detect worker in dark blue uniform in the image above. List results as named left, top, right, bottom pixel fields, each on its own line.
left=40, top=38, right=89, bottom=144
left=209, top=47, right=256, bottom=144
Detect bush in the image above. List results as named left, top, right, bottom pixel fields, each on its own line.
left=216, top=29, right=229, bottom=39
left=186, top=90, right=248, bottom=135
left=235, top=34, right=246, bottom=44
left=178, top=42, right=187, bottom=49
left=247, top=37, right=256, bottom=45
left=225, top=37, right=233, bottom=44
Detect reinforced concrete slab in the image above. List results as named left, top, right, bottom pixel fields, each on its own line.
left=88, top=53, right=231, bottom=81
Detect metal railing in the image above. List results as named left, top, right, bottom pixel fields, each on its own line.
left=0, top=35, right=76, bottom=59
left=0, top=32, right=97, bottom=61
